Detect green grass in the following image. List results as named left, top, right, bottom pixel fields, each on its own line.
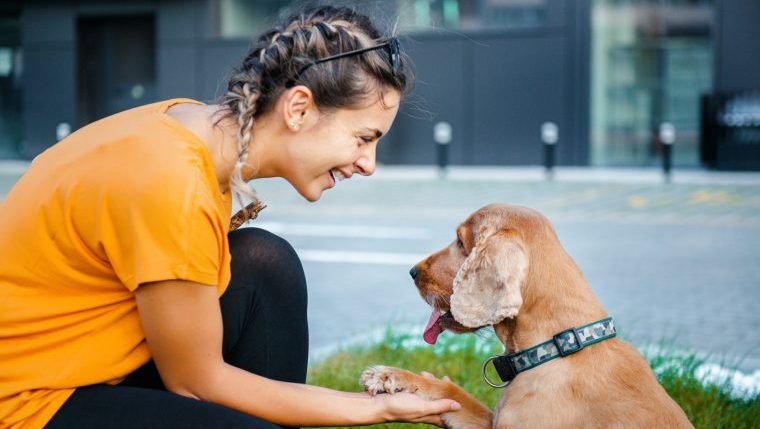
left=307, top=330, right=760, bottom=429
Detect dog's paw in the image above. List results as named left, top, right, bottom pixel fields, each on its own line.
left=360, top=366, right=415, bottom=396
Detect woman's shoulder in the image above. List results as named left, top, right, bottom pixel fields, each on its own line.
left=35, top=99, right=210, bottom=171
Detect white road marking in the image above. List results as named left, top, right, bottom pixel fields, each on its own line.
left=295, top=249, right=426, bottom=265
left=255, top=221, right=432, bottom=240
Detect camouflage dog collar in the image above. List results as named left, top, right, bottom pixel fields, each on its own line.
left=482, top=317, right=617, bottom=388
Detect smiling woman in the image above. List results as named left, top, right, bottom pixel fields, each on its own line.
left=0, top=5, right=471, bottom=429
left=215, top=7, right=412, bottom=206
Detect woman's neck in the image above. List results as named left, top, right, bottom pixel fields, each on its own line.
left=167, top=103, right=282, bottom=194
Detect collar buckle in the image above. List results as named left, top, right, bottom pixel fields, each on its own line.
left=482, top=355, right=513, bottom=388
left=553, top=327, right=583, bottom=357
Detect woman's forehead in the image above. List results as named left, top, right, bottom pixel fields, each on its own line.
left=339, top=92, right=400, bottom=129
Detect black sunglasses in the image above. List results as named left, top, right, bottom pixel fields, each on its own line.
left=287, top=37, right=401, bottom=87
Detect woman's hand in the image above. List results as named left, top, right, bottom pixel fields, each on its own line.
left=138, top=279, right=462, bottom=427
left=376, top=391, right=461, bottom=427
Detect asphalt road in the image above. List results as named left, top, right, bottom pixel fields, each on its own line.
left=2, top=164, right=759, bottom=371
left=246, top=168, right=760, bottom=371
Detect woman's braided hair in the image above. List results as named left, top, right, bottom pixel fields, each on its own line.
left=221, top=5, right=413, bottom=221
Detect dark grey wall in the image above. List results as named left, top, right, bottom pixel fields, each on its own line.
left=379, top=0, right=590, bottom=166
left=0, top=1, right=21, bottom=14
left=20, top=0, right=210, bottom=158
left=156, top=0, right=206, bottom=100
left=713, top=0, right=760, bottom=92
left=19, top=0, right=591, bottom=166
left=21, top=2, right=77, bottom=158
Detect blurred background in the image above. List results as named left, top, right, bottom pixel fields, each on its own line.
left=1, top=0, right=758, bottom=169
left=0, top=0, right=758, bottom=374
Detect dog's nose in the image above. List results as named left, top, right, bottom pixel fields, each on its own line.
left=409, top=266, right=419, bottom=280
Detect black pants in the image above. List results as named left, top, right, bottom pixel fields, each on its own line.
left=45, top=228, right=309, bottom=429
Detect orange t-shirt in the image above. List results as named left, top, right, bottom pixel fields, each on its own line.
left=0, top=98, right=232, bottom=429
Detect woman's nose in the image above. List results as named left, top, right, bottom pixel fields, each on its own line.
left=355, top=149, right=376, bottom=176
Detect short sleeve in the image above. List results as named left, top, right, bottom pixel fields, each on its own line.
left=97, top=167, right=229, bottom=292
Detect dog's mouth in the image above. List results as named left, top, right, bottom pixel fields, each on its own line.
left=423, top=308, right=444, bottom=344
left=424, top=304, right=485, bottom=344
left=423, top=308, right=458, bottom=344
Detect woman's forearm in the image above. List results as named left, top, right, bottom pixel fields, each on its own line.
left=201, top=363, right=386, bottom=426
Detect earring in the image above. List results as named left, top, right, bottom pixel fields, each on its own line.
left=290, top=121, right=299, bottom=131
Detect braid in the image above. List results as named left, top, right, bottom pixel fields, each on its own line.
left=221, top=5, right=414, bottom=228
left=222, top=30, right=288, bottom=212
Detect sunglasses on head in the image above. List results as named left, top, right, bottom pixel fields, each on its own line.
left=286, top=37, right=401, bottom=87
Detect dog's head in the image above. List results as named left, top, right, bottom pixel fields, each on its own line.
left=412, top=204, right=549, bottom=344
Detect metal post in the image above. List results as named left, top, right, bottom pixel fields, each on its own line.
left=56, top=122, right=71, bottom=141
left=659, top=122, right=675, bottom=183
left=434, top=122, right=452, bottom=178
left=541, top=122, right=558, bottom=181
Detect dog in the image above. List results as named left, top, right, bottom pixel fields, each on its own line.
left=360, top=204, right=693, bottom=428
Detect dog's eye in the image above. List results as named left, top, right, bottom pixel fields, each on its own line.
left=456, top=238, right=464, bottom=250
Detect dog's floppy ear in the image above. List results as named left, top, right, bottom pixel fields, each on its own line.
left=450, top=229, right=528, bottom=328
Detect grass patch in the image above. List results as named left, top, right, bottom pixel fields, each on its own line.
left=307, top=330, right=759, bottom=429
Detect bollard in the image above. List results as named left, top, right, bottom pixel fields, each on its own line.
left=659, top=122, right=675, bottom=183
left=541, top=122, right=558, bottom=181
left=56, top=122, right=71, bottom=141
left=434, top=121, right=452, bottom=178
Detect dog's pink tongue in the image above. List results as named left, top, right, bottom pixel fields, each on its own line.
left=423, top=308, right=444, bottom=345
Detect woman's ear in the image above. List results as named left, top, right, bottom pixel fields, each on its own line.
left=450, top=229, right=528, bottom=328
left=283, top=85, right=313, bottom=129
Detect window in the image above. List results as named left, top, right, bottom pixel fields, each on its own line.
left=396, top=0, right=548, bottom=31
left=590, top=0, right=714, bottom=166
left=218, top=0, right=291, bottom=38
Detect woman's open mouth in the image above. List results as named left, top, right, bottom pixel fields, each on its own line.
left=328, top=169, right=347, bottom=188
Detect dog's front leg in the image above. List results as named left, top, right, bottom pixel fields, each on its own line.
left=360, top=366, right=493, bottom=429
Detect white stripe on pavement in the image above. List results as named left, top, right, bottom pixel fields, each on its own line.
left=255, top=222, right=432, bottom=240
left=295, top=249, right=425, bottom=265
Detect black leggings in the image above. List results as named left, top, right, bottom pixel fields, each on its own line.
left=45, top=228, right=309, bottom=429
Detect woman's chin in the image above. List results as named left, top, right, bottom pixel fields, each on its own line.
left=283, top=177, right=324, bottom=202
left=304, top=193, right=321, bottom=202
left=297, top=184, right=324, bottom=202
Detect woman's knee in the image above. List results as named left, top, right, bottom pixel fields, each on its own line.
left=227, top=227, right=307, bottom=300
left=223, top=228, right=309, bottom=382
left=229, top=227, right=301, bottom=271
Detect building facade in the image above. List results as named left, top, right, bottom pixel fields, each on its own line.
left=0, top=0, right=758, bottom=169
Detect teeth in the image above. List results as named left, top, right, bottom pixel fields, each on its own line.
left=331, top=169, right=346, bottom=181
left=441, top=310, right=448, bottom=315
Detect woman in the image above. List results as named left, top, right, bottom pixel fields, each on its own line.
left=0, top=5, right=460, bottom=429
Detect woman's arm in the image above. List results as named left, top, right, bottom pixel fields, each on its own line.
left=134, top=279, right=460, bottom=427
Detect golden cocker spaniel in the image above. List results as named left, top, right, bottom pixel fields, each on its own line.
left=360, top=204, right=693, bottom=429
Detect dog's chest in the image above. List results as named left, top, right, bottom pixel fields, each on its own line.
left=492, top=362, right=588, bottom=429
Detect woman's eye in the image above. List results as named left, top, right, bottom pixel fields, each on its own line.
left=359, top=136, right=374, bottom=145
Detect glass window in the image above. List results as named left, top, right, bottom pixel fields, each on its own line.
left=218, top=0, right=291, bottom=38
left=591, top=0, right=714, bottom=167
left=218, top=1, right=550, bottom=37
left=396, top=0, right=547, bottom=31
